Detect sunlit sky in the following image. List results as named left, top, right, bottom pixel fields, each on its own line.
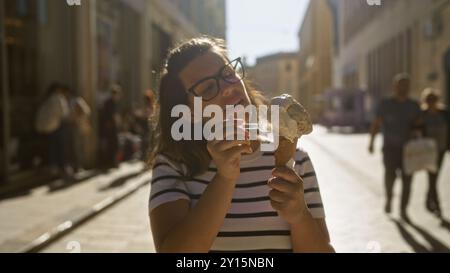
left=226, top=0, right=310, bottom=66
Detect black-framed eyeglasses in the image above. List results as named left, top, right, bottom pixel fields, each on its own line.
left=187, top=57, right=245, bottom=101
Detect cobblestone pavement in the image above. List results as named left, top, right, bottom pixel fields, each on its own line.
left=301, top=126, right=450, bottom=253
left=0, top=162, right=149, bottom=252
left=41, top=185, right=154, bottom=253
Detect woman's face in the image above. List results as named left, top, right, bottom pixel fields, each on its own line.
left=179, top=51, right=251, bottom=112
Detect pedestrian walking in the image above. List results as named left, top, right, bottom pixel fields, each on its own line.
left=368, top=73, right=422, bottom=222
left=35, top=83, right=73, bottom=180
left=68, top=88, right=92, bottom=171
left=420, top=88, right=449, bottom=218
left=99, top=85, right=122, bottom=170
left=135, top=90, right=156, bottom=162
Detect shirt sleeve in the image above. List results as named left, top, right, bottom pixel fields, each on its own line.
left=294, top=149, right=326, bottom=219
left=148, top=155, right=191, bottom=213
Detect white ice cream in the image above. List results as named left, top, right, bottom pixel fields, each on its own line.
left=271, top=94, right=313, bottom=142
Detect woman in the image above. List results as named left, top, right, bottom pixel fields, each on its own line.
left=421, top=88, right=449, bottom=218
left=148, top=37, right=334, bottom=253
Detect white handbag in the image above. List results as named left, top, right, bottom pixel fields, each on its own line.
left=403, top=137, right=438, bottom=175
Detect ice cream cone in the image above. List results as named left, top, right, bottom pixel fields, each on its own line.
left=274, top=137, right=298, bottom=167
left=270, top=94, right=312, bottom=168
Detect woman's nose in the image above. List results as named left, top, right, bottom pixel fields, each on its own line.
left=220, top=80, right=237, bottom=99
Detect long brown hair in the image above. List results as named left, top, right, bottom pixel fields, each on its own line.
left=149, top=36, right=266, bottom=177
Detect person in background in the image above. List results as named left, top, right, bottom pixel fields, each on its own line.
left=62, top=85, right=92, bottom=172
left=118, top=110, right=140, bottom=162
left=420, top=88, right=449, bottom=218
left=368, top=73, right=421, bottom=222
left=58, top=84, right=78, bottom=177
left=36, top=83, right=73, bottom=180
left=134, top=90, right=156, bottom=162
left=99, top=84, right=122, bottom=170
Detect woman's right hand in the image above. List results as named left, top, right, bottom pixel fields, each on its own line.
left=206, top=120, right=252, bottom=182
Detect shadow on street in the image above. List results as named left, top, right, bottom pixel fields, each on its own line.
left=391, top=218, right=450, bottom=253
left=440, top=219, right=450, bottom=233
left=47, top=170, right=102, bottom=193
left=98, top=170, right=144, bottom=191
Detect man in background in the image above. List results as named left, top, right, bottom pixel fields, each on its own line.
left=368, top=73, right=421, bottom=222
left=99, top=85, right=122, bottom=170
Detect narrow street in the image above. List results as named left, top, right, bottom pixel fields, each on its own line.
left=302, top=127, right=450, bottom=252
left=41, top=185, right=154, bottom=253
left=19, top=126, right=450, bottom=253
left=0, top=162, right=151, bottom=252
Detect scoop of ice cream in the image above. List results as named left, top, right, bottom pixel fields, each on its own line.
left=271, top=94, right=313, bottom=142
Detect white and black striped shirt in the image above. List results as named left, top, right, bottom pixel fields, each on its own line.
left=148, top=145, right=325, bottom=253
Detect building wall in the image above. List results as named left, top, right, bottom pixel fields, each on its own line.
left=173, top=0, right=227, bottom=39
left=278, top=58, right=300, bottom=98
left=335, top=0, right=450, bottom=117
left=73, top=0, right=98, bottom=169
left=250, top=57, right=279, bottom=98
left=298, top=0, right=334, bottom=121
left=95, top=0, right=142, bottom=107
left=2, top=0, right=79, bottom=174
left=250, top=53, right=299, bottom=100
left=1, top=1, right=6, bottom=180
left=1, top=0, right=227, bottom=180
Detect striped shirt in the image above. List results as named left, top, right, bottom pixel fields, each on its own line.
left=148, top=144, right=325, bottom=253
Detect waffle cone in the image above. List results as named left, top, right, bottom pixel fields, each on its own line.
left=274, top=137, right=298, bottom=167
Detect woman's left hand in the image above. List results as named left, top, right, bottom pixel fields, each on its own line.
left=268, top=166, right=308, bottom=225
